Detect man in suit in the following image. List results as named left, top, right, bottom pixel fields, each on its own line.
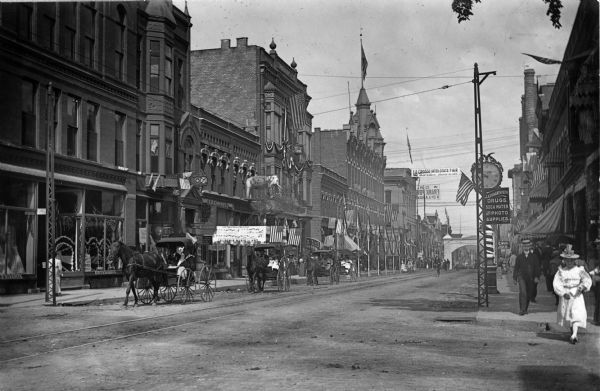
left=513, top=239, right=541, bottom=315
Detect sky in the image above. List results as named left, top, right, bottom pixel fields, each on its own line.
left=174, top=0, right=578, bottom=236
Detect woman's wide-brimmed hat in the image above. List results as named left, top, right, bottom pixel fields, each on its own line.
left=560, top=244, right=579, bottom=259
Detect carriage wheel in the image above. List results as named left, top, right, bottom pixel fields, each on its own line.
left=138, top=288, right=154, bottom=304
left=200, top=283, right=214, bottom=302
left=198, top=265, right=217, bottom=291
left=160, top=285, right=176, bottom=303
left=177, top=271, right=195, bottom=304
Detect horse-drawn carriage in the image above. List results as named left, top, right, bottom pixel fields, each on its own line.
left=109, top=236, right=216, bottom=306
left=246, top=243, right=291, bottom=293
left=306, top=249, right=358, bottom=285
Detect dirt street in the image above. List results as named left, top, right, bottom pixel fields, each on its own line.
left=1, top=270, right=598, bottom=391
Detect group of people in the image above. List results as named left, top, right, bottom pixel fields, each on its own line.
left=512, top=238, right=600, bottom=344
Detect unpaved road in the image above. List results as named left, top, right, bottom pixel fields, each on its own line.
left=1, top=270, right=598, bottom=391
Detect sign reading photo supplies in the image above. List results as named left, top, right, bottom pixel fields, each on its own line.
left=485, top=188, right=510, bottom=224
left=412, top=168, right=460, bottom=177
left=418, top=184, right=440, bottom=200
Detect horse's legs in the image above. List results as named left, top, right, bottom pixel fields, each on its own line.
left=131, top=276, right=139, bottom=306
left=124, top=275, right=134, bottom=306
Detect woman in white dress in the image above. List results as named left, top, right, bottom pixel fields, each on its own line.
left=553, top=244, right=592, bottom=344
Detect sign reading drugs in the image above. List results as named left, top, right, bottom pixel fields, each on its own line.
left=418, top=184, right=440, bottom=200
left=412, top=168, right=460, bottom=177
left=484, top=187, right=510, bottom=224
left=212, top=226, right=267, bottom=244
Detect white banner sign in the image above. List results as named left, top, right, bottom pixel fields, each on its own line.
left=212, top=226, right=267, bottom=244
left=417, top=184, right=440, bottom=200
left=411, top=168, right=460, bottom=177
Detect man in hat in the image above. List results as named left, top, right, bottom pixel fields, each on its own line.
left=513, top=239, right=541, bottom=315
left=553, top=244, right=592, bottom=343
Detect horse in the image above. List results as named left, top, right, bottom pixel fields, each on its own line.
left=108, top=241, right=166, bottom=307
left=247, top=251, right=269, bottom=292
left=305, top=256, right=319, bottom=286
left=245, top=175, right=281, bottom=199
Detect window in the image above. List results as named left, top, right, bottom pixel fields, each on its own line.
left=150, top=124, right=159, bottom=172
left=21, top=79, right=36, bottom=147
left=40, top=15, right=55, bottom=50
left=82, top=5, right=96, bottom=68
left=115, top=6, right=127, bottom=80
left=165, top=126, right=173, bottom=175
left=114, top=112, right=125, bottom=167
left=150, top=41, right=160, bottom=92
left=136, top=120, right=143, bottom=172
left=64, top=27, right=76, bottom=60
left=65, top=96, right=80, bottom=157
left=165, top=46, right=173, bottom=96
left=86, top=102, right=98, bottom=161
left=183, top=136, right=194, bottom=172
left=136, top=35, right=143, bottom=88
left=176, top=58, right=185, bottom=107
left=17, top=4, right=33, bottom=40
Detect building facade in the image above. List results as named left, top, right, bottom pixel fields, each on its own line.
left=384, top=167, right=417, bottom=266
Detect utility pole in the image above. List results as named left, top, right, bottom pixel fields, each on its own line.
left=45, top=83, right=57, bottom=306
left=473, top=63, right=496, bottom=307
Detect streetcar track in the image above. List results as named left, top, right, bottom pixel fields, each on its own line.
left=0, top=273, right=430, bottom=364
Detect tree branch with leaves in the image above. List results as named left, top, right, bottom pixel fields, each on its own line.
left=451, top=0, right=563, bottom=29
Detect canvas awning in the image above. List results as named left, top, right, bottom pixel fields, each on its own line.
left=340, top=234, right=361, bottom=252
left=520, top=195, right=564, bottom=237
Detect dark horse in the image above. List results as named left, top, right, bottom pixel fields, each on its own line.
left=108, top=241, right=165, bottom=306
left=247, top=251, right=269, bottom=292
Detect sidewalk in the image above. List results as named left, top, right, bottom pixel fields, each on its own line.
left=476, top=269, right=599, bottom=334
left=0, top=278, right=250, bottom=308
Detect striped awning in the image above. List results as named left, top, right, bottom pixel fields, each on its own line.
left=520, top=195, right=564, bottom=237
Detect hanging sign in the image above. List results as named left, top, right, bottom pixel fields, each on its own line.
left=484, top=188, right=510, bottom=224
left=417, top=184, right=440, bottom=200
left=212, top=226, right=267, bottom=244
left=411, top=168, right=460, bottom=177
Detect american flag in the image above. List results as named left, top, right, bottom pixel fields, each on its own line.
left=287, top=228, right=302, bottom=246
left=268, top=226, right=284, bottom=243
left=456, top=172, right=475, bottom=206
left=522, top=53, right=561, bottom=65
left=361, top=42, right=368, bottom=81
left=288, top=94, right=305, bottom=131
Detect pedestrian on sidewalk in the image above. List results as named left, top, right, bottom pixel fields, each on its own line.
left=553, top=244, right=592, bottom=344
left=513, top=239, right=540, bottom=315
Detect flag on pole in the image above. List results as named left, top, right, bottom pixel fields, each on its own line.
left=521, top=53, right=561, bottom=65
left=361, top=42, right=368, bottom=81
left=445, top=208, right=450, bottom=225
left=152, top=174, right=161, bottom=192
left=456, top=172, right=474, bottom=206
left=407, top=135, right=413, bottom=164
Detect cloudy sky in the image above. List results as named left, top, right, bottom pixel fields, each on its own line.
left=175, top=0, right=578, bottom=235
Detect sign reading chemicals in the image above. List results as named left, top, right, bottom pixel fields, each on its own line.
left=485, top=188, right=510, bottom=224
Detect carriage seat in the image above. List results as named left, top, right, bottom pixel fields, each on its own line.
left=268, top=259, right=279, bottom=270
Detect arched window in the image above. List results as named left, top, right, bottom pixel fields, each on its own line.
left=183, top=136, right=194, bottom=172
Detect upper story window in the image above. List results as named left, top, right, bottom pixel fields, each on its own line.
left=114, top=112, right=125, bottom=167
left=165, top=126, right=173, bottom=175
left=61, top=3, right=77, bottom=60
left=165, top=46, right=173, bottom=96
left=82, top=5, right=96, bottom=68
left=183, top=136, right=194, bottom=172
left=136, top=120, right=143, bottom=172
left=86, top=102, right=98, bottom=161
left=65, top=95, right=80, bottom=157
left=115, top=5, right=127, bottom=80
left=176, top=58, right=185, bottom=108
left=21, top=79, right=37, bottom=148
left=136, top=34, right=143, bottom=89
left=150, top=124, right=159, bottom=172
left=149, top=40, right=160, bottom=93
left=17, top=3, right=33, bottom=41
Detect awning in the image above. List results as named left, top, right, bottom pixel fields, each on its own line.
left=520, top=195, right=564, bottom=237
left=340, top=234, right=361, bottom=252
left=528, top=179, right=548, bottom=201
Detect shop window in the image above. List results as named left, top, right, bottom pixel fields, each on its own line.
left=0, top=209, right=35, bottom=276
left=85, top=189, right=123, bottom=216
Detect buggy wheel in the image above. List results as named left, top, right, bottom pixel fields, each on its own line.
left=200, top=283, right=214, bottom=302
left=198, top=265, right=217, bottom=291
left=160, top=285, right=176, bottom=303
left=137, top=288, right=153, bottom=304
left=177, top=270, right=195, bottom=304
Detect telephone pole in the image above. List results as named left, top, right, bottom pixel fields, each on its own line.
left=473, top=63, right=496, bottom=307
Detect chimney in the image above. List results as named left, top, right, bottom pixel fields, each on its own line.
left=236, top=37, right=248, bottom=47
left=221, top=39, right=231, bottom=49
